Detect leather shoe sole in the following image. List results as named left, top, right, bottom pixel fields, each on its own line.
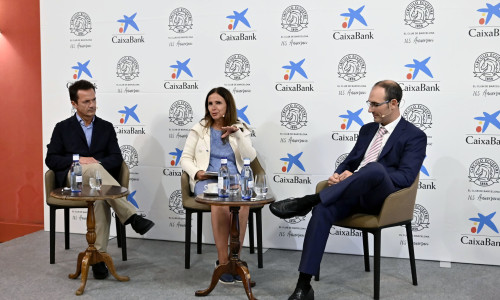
left=269, top=198, right=312, bottom=219
left=289, top=286, right=314, bottom=300
left=92, top=262, right=109, bottom=280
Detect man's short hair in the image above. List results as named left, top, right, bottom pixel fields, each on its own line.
left=69, top=80, right=95, bottom=103
left=373, top=80, right=402, bottom=104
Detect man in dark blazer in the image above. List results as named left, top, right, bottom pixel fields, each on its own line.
left=46, top=80, right=154, bottom=279
left=270, top=80, right=427, bottom=300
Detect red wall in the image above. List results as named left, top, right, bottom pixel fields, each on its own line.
left=0, top=0, right=44, bottom=241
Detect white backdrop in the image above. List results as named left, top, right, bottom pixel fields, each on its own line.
left=41, top=0, right=500, bottom=266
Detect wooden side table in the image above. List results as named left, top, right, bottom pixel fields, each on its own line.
left=50, top=185, right=130, bottom=295
left=194, top=193, right=275, bottom=300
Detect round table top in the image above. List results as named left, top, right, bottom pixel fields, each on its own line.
left=195, top=192, right=275, bottom=207
left=50, top=185, right=128, bottom=201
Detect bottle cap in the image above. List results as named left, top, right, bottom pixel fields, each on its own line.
left=73, top=154, right=80, bottom=161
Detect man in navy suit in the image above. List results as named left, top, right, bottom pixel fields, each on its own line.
left=46, top=80, right=154, bottom=279
left=270, top=80, right=427, bottom=300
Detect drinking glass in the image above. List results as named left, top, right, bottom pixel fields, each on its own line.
left=89, top=178, right=97, bottom=189
left=254, top=174, right=268, bottom=197
left=94, top=170, right=102, bottom=190
left=229, top=174, right=241, bottom=196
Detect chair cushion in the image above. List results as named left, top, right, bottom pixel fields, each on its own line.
left=182, top=196, right=211, bottom=211
left=334, top=214, right=380, bottom=229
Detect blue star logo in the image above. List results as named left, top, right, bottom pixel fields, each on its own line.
left=340, top=5, right=368, bottom=28
left=169, top=148, right=183, bottom=166
left=280, top=152, right=306, bottom=173
left=127, top=190, right=139, bottom=209
left=117, top=12, right=139, bottom=33
left=170, top=58, right=193, bottom=79
left=474, top=110, right=500, bottom=133
left=420, top=156, right=429, bottom=176
left=405, top=57, right=434, bottom=80
left=282, top=59, right=308, bottom=80
left=339, top=108, right=364, bottom=129
left=469, top=212, right=499, bottom=234
left=477, top=3, right=500, bottom=25
left=71, top=60, right=92, bottom=79
left=237, top=105, right=251, bottom=125
left=118, top=104, right=140, bottom=124
left=226, top=8, right=251, bottom=30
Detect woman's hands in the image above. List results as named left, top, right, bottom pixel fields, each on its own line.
left=221, top=126, right=239, bottom=139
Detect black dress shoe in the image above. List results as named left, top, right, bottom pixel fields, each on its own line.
left=289, top=286, right=314, bottom=300
left=128, top=214, right=155, bottom=235
left=92, top=262, right=109, bottom=280
left=269, top=198, right=313, bottom=219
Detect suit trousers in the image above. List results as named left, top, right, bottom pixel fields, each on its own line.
left=298, top=162, right=397, bottom=275
left=66, top=163, right=136, bottom=252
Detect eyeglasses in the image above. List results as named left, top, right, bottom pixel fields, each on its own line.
left=366, top=99, right=390, bottom=108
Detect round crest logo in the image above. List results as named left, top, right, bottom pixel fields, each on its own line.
left=284, top=216, right=306, bottom=224
left=169, top=190, right=185, bottom=215
left=468, top=158, right=500, bottom=186
left=335, top=153, right=349, bottom=169
left=412, top=204, right=430, bottom=231
left=120, top=145, right=139, bottom=169
left=338, top=54, right=366, bottom=82
left=70, top=12, right=92, bottom=36
left=404, top=1, right=435, bottom=29
left=281, top=5, right=309, bottom=32
left=280, top=103, right=307, bottom=130
left=473, top=52, right=500, bottom=82
left=169, top=7, right=193, bottom=33
left=403, top=104, right=432, bottom=131
left=225, top=54, right=250, bottom=80
left=169, top=100, right=194, bottom=126
left=116, top=56, right=140, bottom=81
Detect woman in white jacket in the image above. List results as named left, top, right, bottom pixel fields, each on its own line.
left=180, top=87, right=256, bottom=284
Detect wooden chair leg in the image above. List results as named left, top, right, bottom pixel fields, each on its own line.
left=50, top=206, right=56, bottom=264
left=185, top=210, right=192, bottom=269
left=256, top=208, right=263, bottom=268
left=248, top=211, right=255, bottom=254
left=197, top=212, right=203, bottom=254
left=363, top=230, right=370, bottom=272
left=406, top=223, right=418, bottom=286
left=373, top=230, right=381, bottom=300
left=64, top=208, right=70, bottom=249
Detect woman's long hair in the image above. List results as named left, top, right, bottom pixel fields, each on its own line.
left=202, top=87, right=238, bottom=128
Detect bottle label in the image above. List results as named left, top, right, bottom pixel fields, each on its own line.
left=76, top=176, right=83, bottom=183
left=218, top=177, right=224, bottom=189
left=248, top=180, right=254, bottom=188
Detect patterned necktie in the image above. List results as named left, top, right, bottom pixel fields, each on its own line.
left=360, top=126, right=388, bottom=168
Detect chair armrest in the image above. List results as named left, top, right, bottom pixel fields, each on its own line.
left=316, top=180, right=329, bottom=194
left=118, top=161, right=130, bottom=188
left=45, top=170, right=56, bottom=200
left=378, top=175, right=419, bottom=226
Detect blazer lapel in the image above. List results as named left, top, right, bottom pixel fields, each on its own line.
left=379, top=118, right=407, bottom=159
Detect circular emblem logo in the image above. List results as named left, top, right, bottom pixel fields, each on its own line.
left=474, top=52, right=500, bottom=82
left=469, top=158, right=500, bottom=186
left=284, top=216, right=306, bottom=224
left=338, top=54, right=366, bottom=82
left=120, top=145, right=139, bottom=169
left=281, top=5, right=309, bottom=32
left=169, top=100, right=194, bottom=126
left=225, top=54, right=250, bottom=80
left=169, top=190, right=185, bottom=215
left=168, top=7, right=193, bottom=33
left=280, top=103, right=307, bottom=130
left=403, top=104, right=432, bottom=131
left=404, top=1, right=435, bottom=29
left=412, top=204, right=430, bottom=231
left=335, top=153, right=349, bottom=169
left=70, top=12, right=92, bottom=36
left=116, top=56, right=140, bottom=81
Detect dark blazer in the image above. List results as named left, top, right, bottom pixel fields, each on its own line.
left=45, top=114, right=123, bottom=188
left=335, top=117, right=427, bottom=189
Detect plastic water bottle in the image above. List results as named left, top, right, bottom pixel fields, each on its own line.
left=240, top=158, right=254, bottom=200
left=70, top=154, right=83, bottom=192
left=218, top=157, right=229, bottom=198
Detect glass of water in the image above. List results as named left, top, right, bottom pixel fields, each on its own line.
left=90, top=170, right=102, bottom=190
left=254, top=174, right=268, bottom=197
left=229, top=174, right=241, bottom=197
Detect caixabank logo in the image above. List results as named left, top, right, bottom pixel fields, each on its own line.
left=333, top=5, right=374, bottom=41
left=404, top=1, right=435, bottom=29
left=275, top=58, right=314, bottom=92
left=419, top=156, right=436, bottom=190
left=400, top=56, right=440, bottom=92
left=237, top=105, right=257, bottom=138
left=71, top=59, right=93, bottom=80
left=274, top=152, right=312, bottom=184
left=330, top=226, right=361, bottom=237
left=338, top=54, right=366, bottom=82
left=469, top=3, right=500, bottom=38
left=163, top=148, right=183, bottom=177
left=70, top=12, right=92, bottom=36
left=127, top=190, right=139, bottom=209
left=112, top=12, right=145, bottom=44
left=468, top=158, right=500, bottom=187
left=169, top=8, right=193, bottom=33
left=169, top=190, right=185, bottom=215
left=281, top=5, right=308, bottom=32
left=164, top=58, right=199, bottom=90
left=220, top=8, right=256, bottom=41
left=115, top=104, right=145, bottom=135
left=225, top=54, right=250, bottom=80
left=332, top=107, right=364, bottom=142
left=466, top=109, right=500, bottom=145
left=461, top=211, right=500, bottom=247
left=473, top=52, right=500, bottom=82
